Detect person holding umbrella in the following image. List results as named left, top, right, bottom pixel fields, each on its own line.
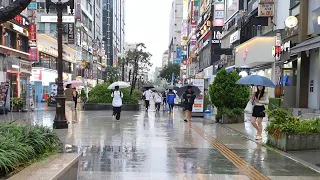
left=182, top=86, right=196, bottom=122
left=143, top=88, right=152, bottom=111
left=111, top=86, right=123, bottom=121
left=251, top=86, right=267, bottom=140
left=153, top=90, right=162, bottom=112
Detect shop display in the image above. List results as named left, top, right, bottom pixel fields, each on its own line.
left=0, top=82, right=9, bottom=107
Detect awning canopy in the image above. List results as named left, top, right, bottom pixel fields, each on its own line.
left=290, top=36, right=320, bottom=54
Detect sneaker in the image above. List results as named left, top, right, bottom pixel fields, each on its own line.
left=184, top=119, right=188, bottom=122
left=255, top=136, right=262, bottom=140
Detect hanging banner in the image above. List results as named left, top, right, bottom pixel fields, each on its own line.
left=29, top=47, right=38, bottom=61
left=192, top=79, right=204, bottom=113
left=68, top=23, right=75, bottom=44
left=28, top=24, right=37, bottom=41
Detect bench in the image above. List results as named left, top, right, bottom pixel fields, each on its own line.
left=8, top=153, right=82, bottom=180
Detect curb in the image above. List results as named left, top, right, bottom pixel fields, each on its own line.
left=219, top=123, right=320, bottom=174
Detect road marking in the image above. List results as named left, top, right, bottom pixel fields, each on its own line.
left=191, top=124, right=270, bottom=180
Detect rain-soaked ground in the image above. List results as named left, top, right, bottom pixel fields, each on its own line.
left=0, top=103, right=319, bottom=180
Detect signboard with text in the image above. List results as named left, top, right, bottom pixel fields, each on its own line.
left=192, top=79, right=204, bottom=113
left=68, top=23, right=75, bottom=44
left=258, top=4, right=274, bottom=17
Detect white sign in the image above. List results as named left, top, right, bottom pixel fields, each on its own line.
left=12, top=24, right=25, bottom=34
left=215, top=11, right=224, bottom=19
left=192, top=79, right=204, bottom=113
left=230, top=30, right=240, bottom=44
left=285, top=16, right=298, bottom=28
left=40, top=16, right=75, bottom=23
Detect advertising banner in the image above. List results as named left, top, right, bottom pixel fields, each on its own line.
left=68, top=23, right=75, bottom=44
left=28, top=24, right=36, bottom=41
left=29, top=47, right=38, bottom=61
left=76, top=0, right=81, bottom=20
left=258, top=4, right=274, bottom=17
left=192, top=79, right=204, bottom=113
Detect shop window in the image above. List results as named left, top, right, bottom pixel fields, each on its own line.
left=37, top=23, right=45, bottom=33
left=19, top=35, right=28, bottom=52
left=50, top=23, right=57, bottom=34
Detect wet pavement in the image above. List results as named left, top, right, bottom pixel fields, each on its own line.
left=225, top=120, right=320, bottom=170
left=0, top=103, right=319, bottom=179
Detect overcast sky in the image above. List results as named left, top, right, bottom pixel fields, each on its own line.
left=125, top=0, right=172, bottom=72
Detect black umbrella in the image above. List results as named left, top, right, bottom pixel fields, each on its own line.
left=176, top=85, right=201, bottom=97
left=166, top=85, right=179, bottom=91
left=142, top=84, right=154, bottom=89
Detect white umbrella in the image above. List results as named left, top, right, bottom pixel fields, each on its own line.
left=108, top=81, right=130, bottom=89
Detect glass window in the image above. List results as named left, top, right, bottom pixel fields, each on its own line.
left=37, top=2, right=45, bottom=9
left=50, top=23, right=57, bottom=33
left=37, top=23, right=45, bottom=33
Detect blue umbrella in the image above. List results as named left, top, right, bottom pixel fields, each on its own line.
left=236, top=75, right=275, bottom=88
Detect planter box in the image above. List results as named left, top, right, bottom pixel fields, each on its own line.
left=84, top=103, right=140, bottom=111
left=267, top=134, right=320, bottom=151
left=221, top=114, right=244, bottom=124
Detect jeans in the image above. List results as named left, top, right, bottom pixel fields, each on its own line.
left=113, top=106, right=121, bottom=120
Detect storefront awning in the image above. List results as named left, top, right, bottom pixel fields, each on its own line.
left=290, top=36, right=320, bottom=54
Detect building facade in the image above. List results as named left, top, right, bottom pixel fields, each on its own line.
left=162, top=50, right=169, bottom=67
left=102, top=0, right=125, bottom=67
left=169, top=0, right=183, bottom=63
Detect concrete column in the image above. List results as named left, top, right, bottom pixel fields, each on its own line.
left=296, top=0, right=310, bottom=108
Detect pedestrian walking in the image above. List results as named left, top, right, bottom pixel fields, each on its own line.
left=111, top=86, right=123, bottom=121
left=64, top=84, right=77, bottom=123
left=73, top=87, right=78, bottom=109
left=162, top=92, right=167, bottom=106
left=166, top=89, right=176, bottom=114
left=143, top=89, right=152, bottom=111
left=251, top=86, right=267, bottom=140
left=182, top=86, right=196, bottom=122
left=153, top=91, right=162, bottom=112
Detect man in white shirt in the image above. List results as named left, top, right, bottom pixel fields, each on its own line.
left=111, top=86, right=123, bottom=120
left=143, top=89, right=152, bottom=111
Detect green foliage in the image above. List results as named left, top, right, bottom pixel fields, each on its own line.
left=266, top=108, right=320, bottom=136
left=10, top=97, right=23, bottom=110
left=87, top=83, right=140, bottom=104
left=105, top=66, right=120, bottom=84
left=0, top=123, right=61, bottom=175
left=159, top=63, right=180, bottom=83
left=220, top=108, right=244, bottom=117
left=203, top=93, right=211, bottom=112
left=209, top=69, right=249, bottom=116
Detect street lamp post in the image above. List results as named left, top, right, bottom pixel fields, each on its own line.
left=45, top=0, right=74, bottom=129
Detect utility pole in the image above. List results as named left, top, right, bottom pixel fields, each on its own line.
left=46, top=0, right=74, bottom=129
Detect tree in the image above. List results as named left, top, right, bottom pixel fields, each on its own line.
left=118, top=56, right=128, bottom=81
left=125, top=43, right=152, bottom=95
left=209, top=69, right=249, bottom=119
left=0, top=0, right=32, bottom=24
left=105, top=66, right=120, bottom=84
left=159, top=63, right=180, bottom=84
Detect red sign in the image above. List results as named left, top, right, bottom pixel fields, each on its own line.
left=28, top=24, right=37, bottom=41
left=29, top=47, right=38, bottom=61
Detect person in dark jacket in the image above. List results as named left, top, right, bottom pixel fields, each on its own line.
left=166, top=89, right=176, bottom=114
left=182, top=86, right=196, bottom=122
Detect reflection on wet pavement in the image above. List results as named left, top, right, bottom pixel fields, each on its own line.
left=0, top=106, right=319, bottom=179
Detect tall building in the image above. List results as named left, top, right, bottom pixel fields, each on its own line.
left=162, top=50, right=169, bottom=67
left=102, top=0, right=125, bottom=67
left=168, top=0, right=183, bottom=63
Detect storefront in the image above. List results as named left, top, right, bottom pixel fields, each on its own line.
left=235, top=36, right=276, bottom=98
left=30, top=67, right=72, bottom=102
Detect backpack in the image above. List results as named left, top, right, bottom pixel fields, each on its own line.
left=112, top=91, right=122, bottom=98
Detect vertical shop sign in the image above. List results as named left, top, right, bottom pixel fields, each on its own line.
left=68, top=23, right=75, bottom=44
left=28, top=24, right=37, bottom=40
left=192, top=79, right=204, bottom=113
left=29, top=47, right=38, bottom=61
left=76, top=0, right=81, bottom=20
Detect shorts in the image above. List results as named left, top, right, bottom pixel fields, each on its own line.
left=252, top=105, right=265, bottom=118
left=184, top=103, right=193, bottom=111
left=65, top=101, right=75, bottom=111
